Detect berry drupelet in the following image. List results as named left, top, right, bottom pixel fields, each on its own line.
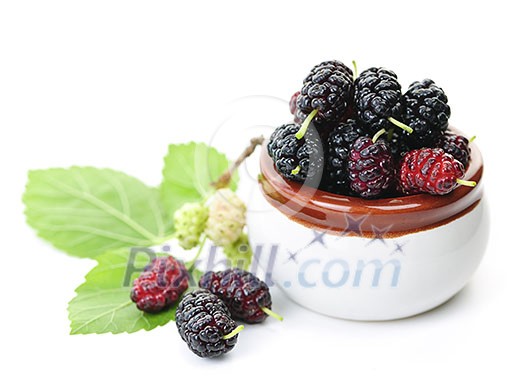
left=403, top=79, right=451, bottom=147
left=267, top=122, right=324, bottom=185
left=176, top=289, right=243, bottom=358
left=322, top=119, right=369, bottom=195
left=353, top=67, right=405, bottom=133
left=308, top=60, right=355, bottom=79
left=199, top=268, right=281, bottom=324
left=348, top=136, right=395, bottom=198
left=436, top=131, right=471, bottom=169
left=398, top=148, right=474, bottom=195
left=130, top=256, right=189, bottom=313
left=295, top=60, right=355, bottom=130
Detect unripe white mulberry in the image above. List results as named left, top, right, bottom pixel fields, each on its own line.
left=174, top=203, right=208, bottom=250
left=205, top=189, right=246, bottom=247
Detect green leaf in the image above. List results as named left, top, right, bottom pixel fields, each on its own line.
left=68, top=249, right=170, bottom=334
left=68, top=249, right=203, bottom=335
left=160, top=142, right=238, bottom=215
left=23, top=167, right=172, bottom=258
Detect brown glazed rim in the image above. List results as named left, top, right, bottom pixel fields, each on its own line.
left=259, top=127, right=484, bottom=238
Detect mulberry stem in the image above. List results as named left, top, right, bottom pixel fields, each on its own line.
left=456, top=179, right=477, bottom=187
left=212, top=136, right=265, bottom=189
left=352, top=60, right=358, bottom=80
left=469, top=135, right=477, bottom=143
left=372, top=128, right=387, bottom=143
left=261, top=306, right=284, bottom=321
left=186, top=235, right=207, bottom=272
left=291, top=166, right=301, bottom=175
left=223, top=325, right=245, bottom=340
left=388, top=117, right=413, bottom=134
left=295, top=109, right=318, bottom=140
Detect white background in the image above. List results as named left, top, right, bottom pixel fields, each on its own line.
left=1, top=1, right=523, bottom=383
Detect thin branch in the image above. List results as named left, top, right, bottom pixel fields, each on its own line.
left=211, top=135, right=265, bottom=189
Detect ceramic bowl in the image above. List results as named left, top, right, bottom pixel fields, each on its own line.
left=247, top=132, right=489, bottom=320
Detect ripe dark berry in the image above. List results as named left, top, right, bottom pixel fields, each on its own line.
left=348, top=136, right=395, bottom=198
left=354, top=67, right=403, bottom=132
left=295, top=60, right=354, bottom=129
left=398, top=148, right=465, bottom=195
left=267, top=123, right=324, bottom=184
left=130, top=256, right=189, bottom=313
left=199, top=268, right=276, bottom=324
left=322, top=119, right=369, bottom=195
left=403, top=79, right=451, bottom=147
left=436, top=132, right=471, bottom=169
left=176, top=289, right=241, bottom=358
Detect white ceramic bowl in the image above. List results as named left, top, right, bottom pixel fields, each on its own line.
left=247, top=135, right=488, bottom=321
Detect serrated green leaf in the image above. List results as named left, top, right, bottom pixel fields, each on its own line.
left=68, top=250, right=172, bottom=334
left=23, top=167, right=172, bottom=258
left=69, top=249, right=203, bottom=335
left=160, top=142, right=238, bottom=215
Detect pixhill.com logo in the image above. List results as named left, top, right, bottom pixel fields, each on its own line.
left=122, top=234, right=405, bottom=289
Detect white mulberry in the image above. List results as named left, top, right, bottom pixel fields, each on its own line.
left=174, top=202, right=208, bottom=250
left=205, top=189, right=246, bottom=247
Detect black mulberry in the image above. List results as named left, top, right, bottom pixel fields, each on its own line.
left=322, top=119, right=369, bottom=195
left=199, top=268, right=280, bottom=324
left=403, top=79, right=451, bottom=147
left=176, top=289, right=242, bottom=358
left=295, top=60, right=354, bottom=130
left=267, top=123, right=324, bottom=185
left=354, top=67, right=404, bottom=132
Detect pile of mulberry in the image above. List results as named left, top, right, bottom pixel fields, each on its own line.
left=267, top=59, right=478, bottom=198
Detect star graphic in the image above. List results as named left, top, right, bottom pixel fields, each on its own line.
left=366, top=224, right=393, bottom=247
left=390, top=241, right=408, bottom=256
left=340, top=213, right=369, bottom=237
left=284, top=250, right=299, bottom=264
left=307, top=230, right=327, bottom=248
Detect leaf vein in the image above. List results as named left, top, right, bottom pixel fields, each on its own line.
left=41, top=174, right=159, bottom=243
left=71, top=300, right=133, bottom=334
